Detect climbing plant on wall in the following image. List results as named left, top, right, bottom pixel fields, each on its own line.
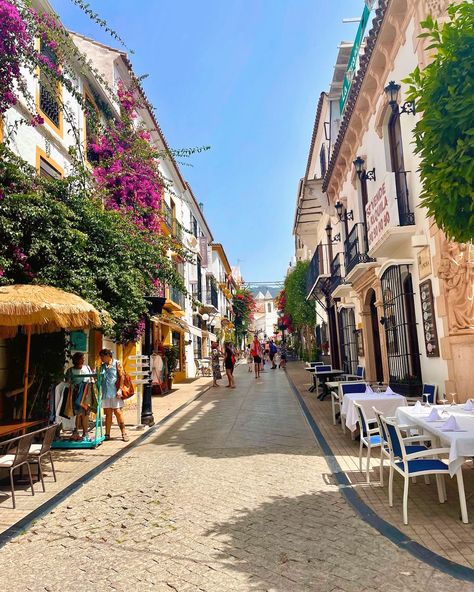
left=404, top=2, right=474, bottom=242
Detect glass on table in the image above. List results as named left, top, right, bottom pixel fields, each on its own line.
left=450, top=392, right=457, bottom=406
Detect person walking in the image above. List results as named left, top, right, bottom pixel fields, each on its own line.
left=245, top=345, right=253, bottom=372
left=269, top=339, right=278, bottom=369
left=211, top=341, right=223, bottom=387
left=98, top=348, right=129, bottom=442
left=224, top=342, right=236, bottom=388
left=251, top=335, right=262, bottom=379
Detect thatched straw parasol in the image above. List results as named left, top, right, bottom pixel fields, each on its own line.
left=0, top=285, right=105, bottom=419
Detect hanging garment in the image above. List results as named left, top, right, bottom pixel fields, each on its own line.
left=150, top=354, right=164, bottom=385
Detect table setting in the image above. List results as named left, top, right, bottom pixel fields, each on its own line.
left=342, top=385, right=407, bottom=432
left=396, top=398, right=474, bottom=475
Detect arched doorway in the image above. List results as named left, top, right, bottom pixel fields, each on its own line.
left=368, top=289, right=384, bottom=382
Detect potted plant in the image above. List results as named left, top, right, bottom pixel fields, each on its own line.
left=164, top=345, right=179, bottom=391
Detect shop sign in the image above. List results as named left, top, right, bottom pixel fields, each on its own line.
left=339, top=3, right=372, bottom=113
left=365, top=173, right=399, bottom=251
left=419, top=279, right=440, bottom=358
left=70, top=330, right=87, bottom=352
left=417, top=246, right=432, bottom=280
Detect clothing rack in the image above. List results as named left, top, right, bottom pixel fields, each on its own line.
left=51, top=371, right=105, bottom=449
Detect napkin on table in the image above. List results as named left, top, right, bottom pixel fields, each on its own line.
left=385, top=386, right=396, bottom=395
left=413, top=400, right=423, bottom=413
left=365, top=384, right=374, bottom=395
left=464, top=399, right=474, bottom=411
left=441, top=415, right=460, bottom=431
left=426, top=408, right=441, bottom=422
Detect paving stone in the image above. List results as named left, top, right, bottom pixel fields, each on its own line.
left=0, top=364, right=472, bottom=591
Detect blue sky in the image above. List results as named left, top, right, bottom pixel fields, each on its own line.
left=53, top=0, right=362, bottom=282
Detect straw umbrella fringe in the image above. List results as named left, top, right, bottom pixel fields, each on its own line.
left=0, top=285, right=106, bottom=419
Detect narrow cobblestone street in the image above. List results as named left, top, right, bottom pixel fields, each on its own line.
left=0, top=364, right=471, bottom=592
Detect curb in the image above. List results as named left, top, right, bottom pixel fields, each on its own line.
left=285, top=368, right=474, bottom=583
left=0, top=384, right=211, bottom=549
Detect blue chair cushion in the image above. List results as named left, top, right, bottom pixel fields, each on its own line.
left=396, top=459, right=449, bottom=473
left=405, top=445, right=427, bottom=455
left=367, top=435, right=382, bottom=446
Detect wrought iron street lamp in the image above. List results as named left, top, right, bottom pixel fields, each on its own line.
left=353, top=156, right=376, bottom=181
left=335, top=200, right=353, bottom=222
left=384, top=80, right=415, bottom=115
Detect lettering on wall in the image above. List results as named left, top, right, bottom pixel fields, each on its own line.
left=417, top=246, right=432, bottom=280
left=365, top=173, right=399, bottom=251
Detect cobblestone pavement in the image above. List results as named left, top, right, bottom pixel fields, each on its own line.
left=0, top=364, right=472, bottom=592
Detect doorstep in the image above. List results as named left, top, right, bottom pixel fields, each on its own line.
left=286, top=361, right=474, bottom=573
left=0, top=376, right=212, bottom=540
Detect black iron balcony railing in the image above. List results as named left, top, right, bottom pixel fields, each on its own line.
left=344, top=222, right=375, bottom=276
left=207, top=281, right=218, bottom=308
left=169, top=285, right=185, bottom=309
left=162, top=201, right=173, bottom=229
left=306, top=243, right=332, bottom=297
left=395, top=171, right=415, bottom=226
left=191, top=282, right=202, bottom=304
left=329, top=252, right=343, bottom=293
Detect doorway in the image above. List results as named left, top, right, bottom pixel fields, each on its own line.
left=369, top=289, right=384, bottom=382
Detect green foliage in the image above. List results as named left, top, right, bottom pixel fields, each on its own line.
left=0, top=146, right=186, bottom=342
left=404, top=3, right=474, bottom=242
left=283, top=261, right=315, bottom=330
left=163, top=345, right=179, bottom=375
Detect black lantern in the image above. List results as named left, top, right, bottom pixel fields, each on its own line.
left=335, top=200, right=353, bottom=222
left=325, top=224, right=332, bottom=240
left=353, top=155, right=376, bottom=182
left=384, top=80, right=415, bottom=115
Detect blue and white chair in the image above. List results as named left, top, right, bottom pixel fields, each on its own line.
left=353, top=402, right=382, bottom=483
left=343, top=365, right=365, bottom=381
left=382, top=416, right=468, bottom=525
left=310, top=364, right=332, bottom=393
left=373, top=408, right=433, bottom=487
left=338, top=382, right=367, bottom=433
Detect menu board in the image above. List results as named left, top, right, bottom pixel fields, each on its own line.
left=419, top=279, right=439, bottom=358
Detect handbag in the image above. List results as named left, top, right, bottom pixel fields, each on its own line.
left=115, top=361, right=135, bottom=399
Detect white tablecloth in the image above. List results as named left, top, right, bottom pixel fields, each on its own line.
left=342, top=391, right=407, bottom=432
left=396, top=405, right=474, bottom=476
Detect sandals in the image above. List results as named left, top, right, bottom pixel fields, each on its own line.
left=104, top=434, right=111, bottom=441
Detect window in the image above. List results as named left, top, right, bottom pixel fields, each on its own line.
left=388, top=113, right=413, bottom=225
left=338, top=308, right=358, bottom=374
left=38, top=39, right=61, bottom=130
left=267, top=302, right=272, bottom=313
left=84, top=93, right=99, bottom=164
left=381, top=264, right=422, bottom=395
left=193, top=336, right=202, bottom=359
left=319, top=145, right=327, bottom=177
left=172, top=331, right=182, bottom=372
left=37, top=149, right=63, bottom=179
left=190, top=213, right=198, bottom=237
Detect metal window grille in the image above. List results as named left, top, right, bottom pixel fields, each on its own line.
left=381, top=265, right=422, bottom=395
left=39, top=40, right=60, bottom=127
left=338, top=308, right=358, bottom=374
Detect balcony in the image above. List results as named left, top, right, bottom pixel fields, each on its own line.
left=165, top=284, right=185, bottom=313
left=365, top=171, right=416, bottom=258
left=206, top=281, right=219, bottom=310
left=191, top=283, right=203, bottom=304
left=344, top=222, right=377, bottom=281
left=306, top=244, right=330, bottom=299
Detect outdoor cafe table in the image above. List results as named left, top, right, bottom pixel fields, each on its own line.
left=305, top=368, right=344, bottom=398
left=342, top=390, right=407, bottom=432
left=0, top=420, right=44, bottom=439
left=396, top=405, right=474, bottom=476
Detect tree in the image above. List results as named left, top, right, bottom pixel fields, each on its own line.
left=281, top=261, right=316, bottom=359
left=404, top=3, right=474, bottom=242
